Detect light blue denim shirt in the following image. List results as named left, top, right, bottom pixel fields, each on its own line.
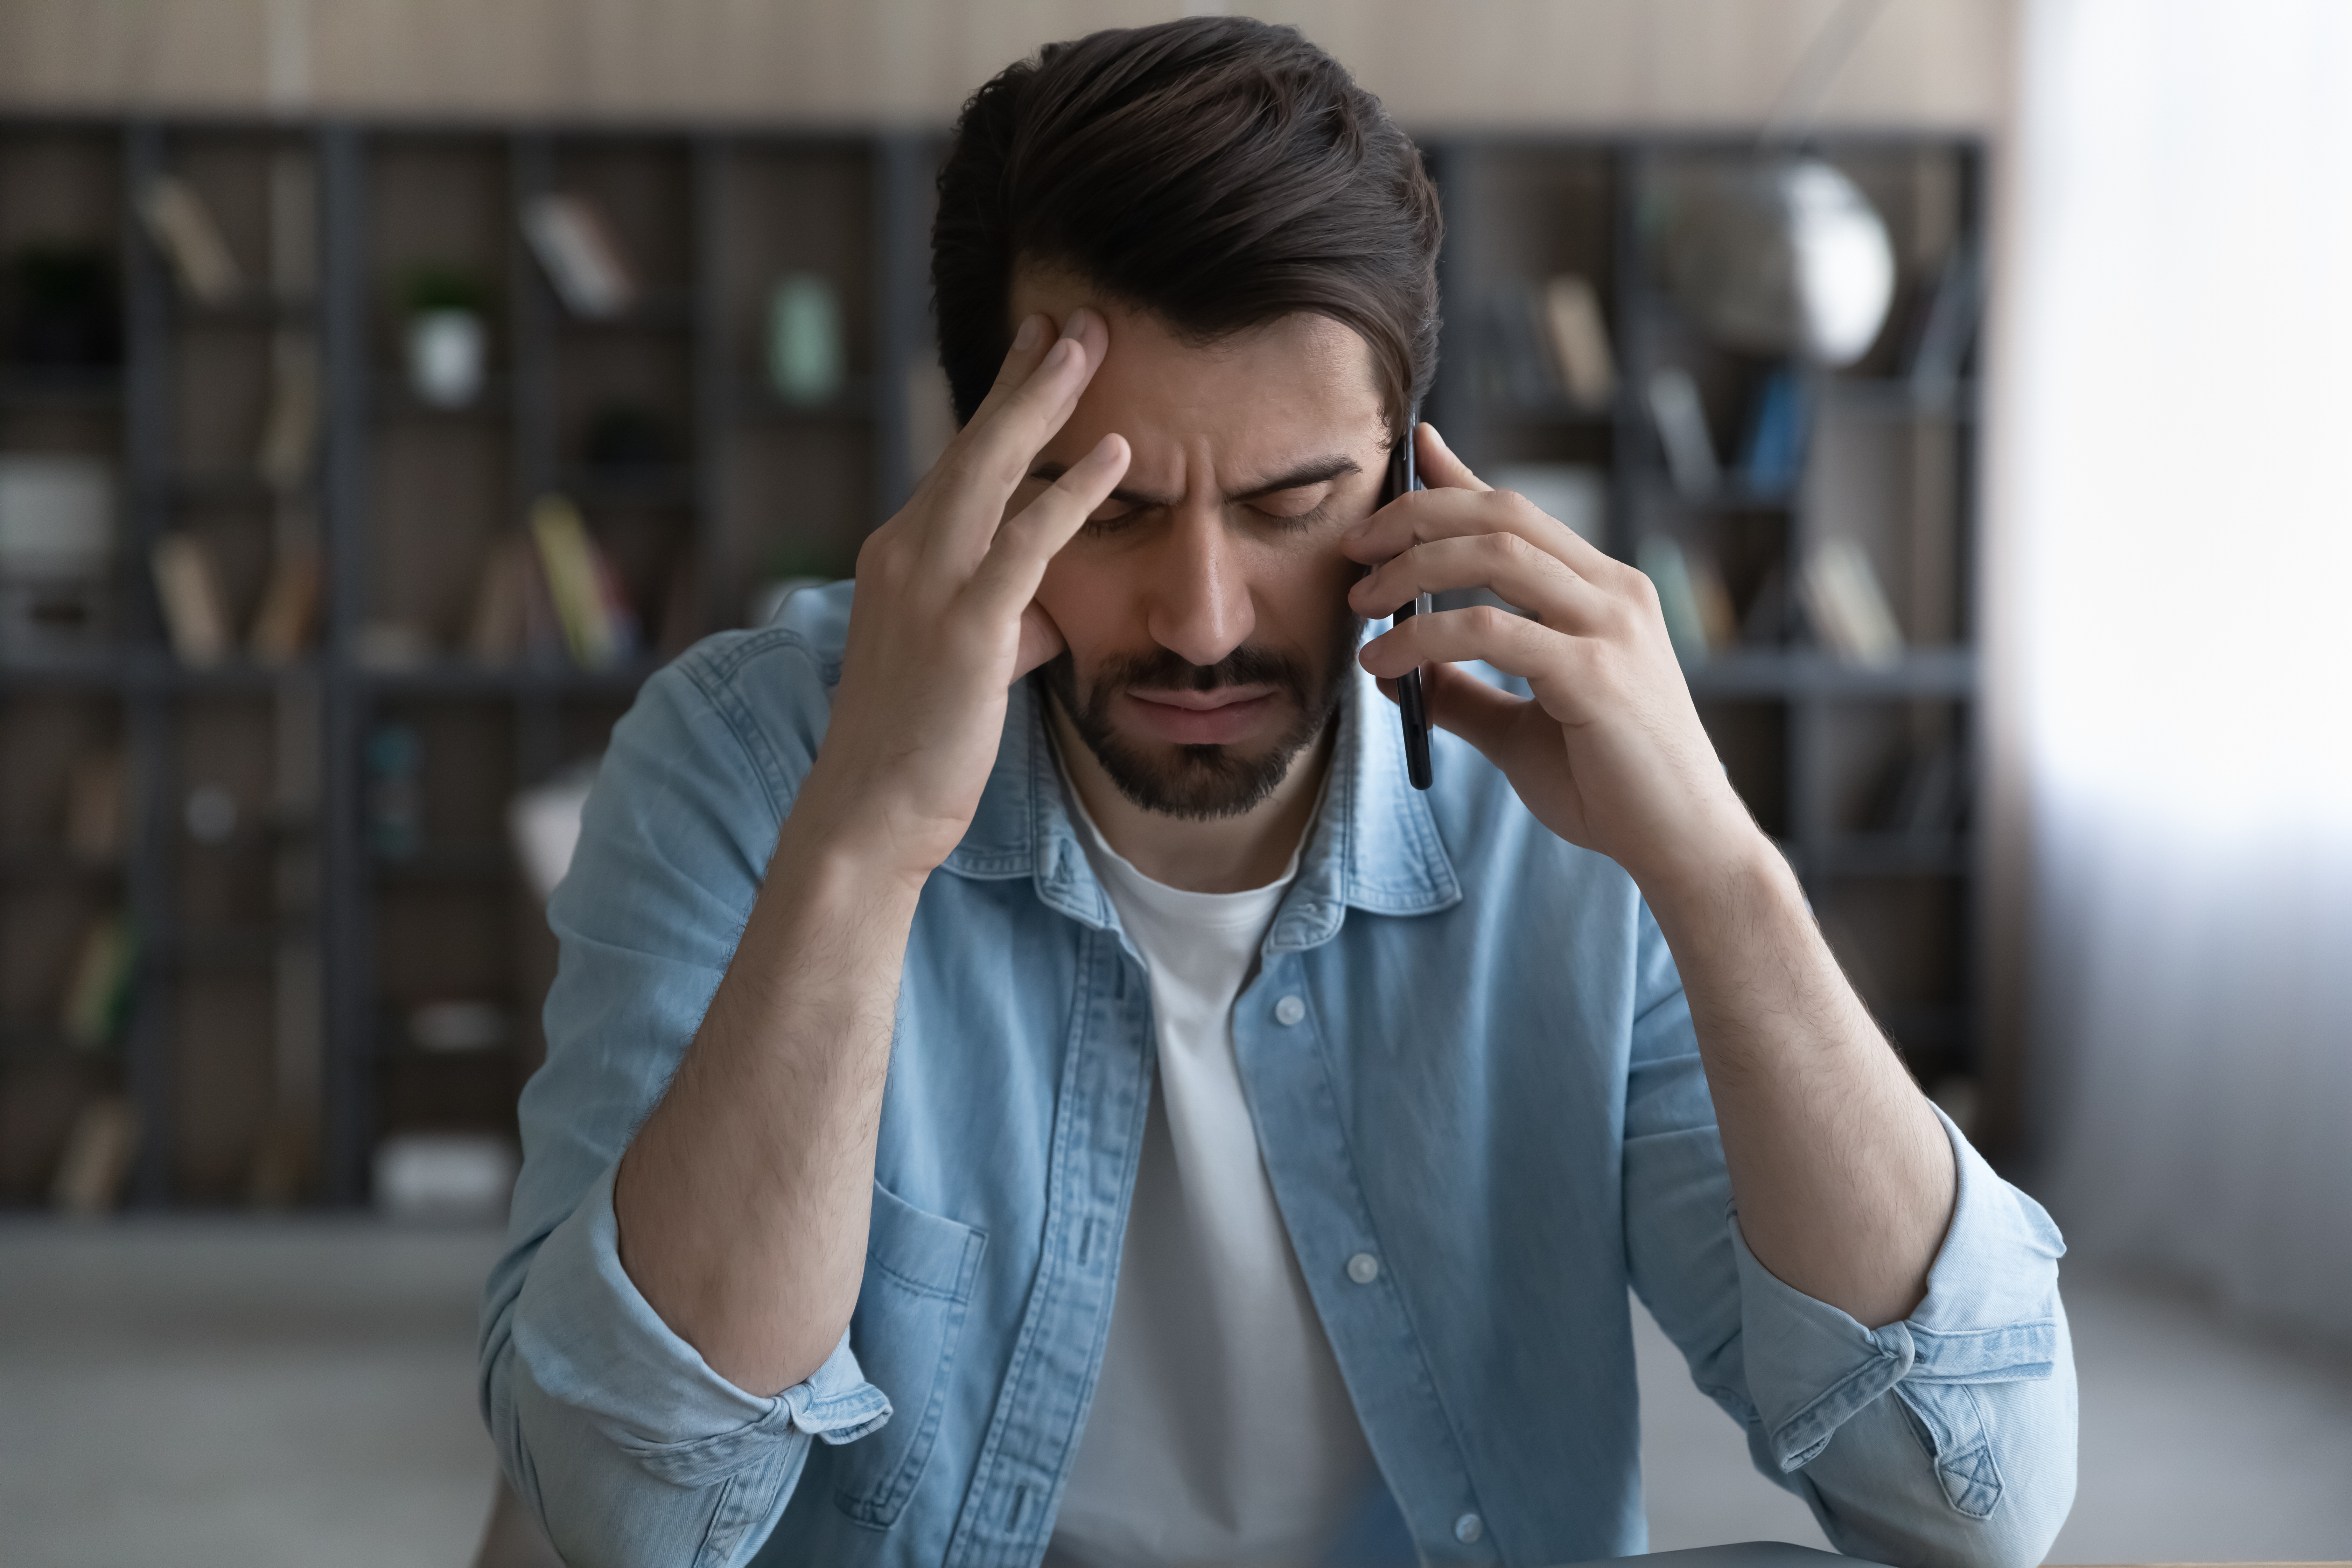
left=481, top=582, right=2076, bottom=1568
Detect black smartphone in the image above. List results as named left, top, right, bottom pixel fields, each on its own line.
left=1381, top=433, right=1434, bottom=790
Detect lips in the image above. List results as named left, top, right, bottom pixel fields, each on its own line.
left=1118, top=685, right=1283, bottom=747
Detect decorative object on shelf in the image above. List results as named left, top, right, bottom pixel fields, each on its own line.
left=1484, top=465, right=1608, bottom=548
left=767, top=272, right=844, bottom=406
left=135, top=175, right=242, bottom=305
left=184, top=783, right=238, bottom=846
left=59, top=910, right=136, bottom=1048
left=150, top=531, right=233, bottom=666
left=1539, top=274, right=1616, bottom=408
left=51, top=1095, right=141, bottom=1216
left=1643, top=368, right=1720, bottom=497
left=1647, top=156, right=1896, bottom=367
left=1736, top=364, right=1812, bottom=493
left=1638, top=535, right=1737, bottom=663
left=363, top=722, right=425, bottom=861
left=352, top=618, right=434, bottom=671
left=582, top=400, right=675, bottom=472
left=248, top=544, right=320, bottom=664
left=6, top=245, right=119, bottom=367
left=408, top=999, right=510, bottom=1054
left=520, top=193, right=637, bottom=320
left=509, top=761, right=598, bottom=904
left=64, top=748, right=125, bottom=862
left=0, top=454, right=114, bottom=650
left=465, top=533, right=559, bottom=666
left=373, top=1130, right=519, bottom=1224
left=1799, top=537, right=1904, bottom=667
left=528, top=493, right=637, bottom=669
left=400, top=265, right=490, bottom=408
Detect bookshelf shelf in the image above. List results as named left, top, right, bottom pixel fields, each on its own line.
left=1680, top=647, right=1976, bottom=699
left=0, top=117, right=1979, bottom=1210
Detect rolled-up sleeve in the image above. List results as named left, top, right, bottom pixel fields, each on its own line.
left=476, top=626, right=892, bottom=1568
left=1729, top=1106, right=2077, bottom=1568
left=1623, top=908, right=2076, bottom=1568
left=496, top=1164, right=888, bottom=1566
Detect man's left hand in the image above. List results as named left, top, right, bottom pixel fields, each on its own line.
left=1344, top=423, right=1766, bottom=905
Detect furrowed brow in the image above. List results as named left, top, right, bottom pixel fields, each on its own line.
left=1026, top=454, right=1362, bottom=508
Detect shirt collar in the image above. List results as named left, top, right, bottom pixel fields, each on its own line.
left=939, top=667, right=1462, bottom=945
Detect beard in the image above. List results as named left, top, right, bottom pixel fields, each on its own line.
left=1037, top=610, right=1365, bottom=821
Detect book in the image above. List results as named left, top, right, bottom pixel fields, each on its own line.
left=249, top=544, right=320, bottom=663
left=136, top=176, right=242, bottom=305
left=256, top=333, right=320, bottom=492
left=520, top=194, right=638, bottom=319
left=1874, top=735, right=1968, bottom=835
left=528, top=493, right=634, bottom=669
left=1737, top=366, right=1812, bottom=492
left=151, top=532, right=233, bottom=665
left=60, top=911, right=136, bottom=1047
left=1540, top=274, right=1617, bottom=408
left=1639, top=537, right=1704, bottom=663
left=1637, top=536, right=1738, bottom=662
left=52, top=1096, right=141, bottom=1216
left=64, top=749, right=126, bottom=861
left=1906, top=244, right=1982, bottom=402
left=1800, top=538, right=1904, bottom=667
left=1645, top=368, right=1720, bottom=497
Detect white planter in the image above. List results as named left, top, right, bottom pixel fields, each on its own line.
left=407, top=309, right=487, bottom=407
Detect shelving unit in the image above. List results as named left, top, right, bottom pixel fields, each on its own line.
left=0, top=118, right=1981, bottom=1210
left=1430, top=135, right=1985, bottom=1091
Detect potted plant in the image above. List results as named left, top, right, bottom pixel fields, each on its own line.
left=401, top=265, right=489, bottom=408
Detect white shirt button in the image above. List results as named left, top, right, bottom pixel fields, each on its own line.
left=1274, top=994, right=1306, bottom=1026
left=1454, top=1512, right=1484, bottom=1544
left=1346, top=1251, right=1380, bottom=1285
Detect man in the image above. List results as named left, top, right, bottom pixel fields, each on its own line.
left=481, top=18, right=2074, bottom=1568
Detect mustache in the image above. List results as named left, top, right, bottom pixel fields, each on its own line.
left=1086, top=644, right=1309, bottom=699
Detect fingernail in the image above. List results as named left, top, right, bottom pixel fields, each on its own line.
left=1043, top=336, right=1076, bottom=371
left=1062, top=308, right=1092, bottom=340
left=1013, top=315, right=1042, bottom=352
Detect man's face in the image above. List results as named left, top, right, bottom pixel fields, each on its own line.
left=1008, top=269, right=1391, bottom=820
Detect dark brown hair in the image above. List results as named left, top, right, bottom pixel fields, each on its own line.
left=932, top=16, right=1442, bottom=439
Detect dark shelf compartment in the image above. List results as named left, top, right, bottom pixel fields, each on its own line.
left=0, top=365, right=124, bottom=406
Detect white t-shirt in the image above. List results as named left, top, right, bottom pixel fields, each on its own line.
left=1044, top=777, right=1375, bottom=1568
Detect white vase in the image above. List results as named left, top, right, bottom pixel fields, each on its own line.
left=407, top=309, right=486, bottom=407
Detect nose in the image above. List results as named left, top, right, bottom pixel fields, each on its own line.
left=1144, top=506, right=1254, bottom=671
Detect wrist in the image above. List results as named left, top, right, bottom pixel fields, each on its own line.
left=773, top=795, right=934, bottom=911
left=1632, top=825, right=1795, bottom=948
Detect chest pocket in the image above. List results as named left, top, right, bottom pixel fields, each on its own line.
left=829, top=1179, right=987, bottom=1530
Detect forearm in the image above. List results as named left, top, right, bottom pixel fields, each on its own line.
left=1645, top=842, right=1955, bottom=1328
left=614, top=815, right=923, bottom=1397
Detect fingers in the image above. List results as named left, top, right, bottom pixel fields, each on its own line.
left=1420, top=660, right=1527, bottom=758
left=968, top=433, right=1131, bottom=617
left=1359, top=603, right=1603, bottom=728
left=1347, top=532, right=1616, bottom=634
left=946, top=309, right=1111, bottom=507
left=1413, top=422, right=1491, bottom=493
left=1341, top=463, right=1622, bottom=589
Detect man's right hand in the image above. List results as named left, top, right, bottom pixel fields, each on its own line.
left=613, top=311, right=1124, bottom=1399
left=789, top=309, right=1128, bottom=888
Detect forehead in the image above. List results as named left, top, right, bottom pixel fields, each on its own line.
left=1010, top=265, right=1387, bottom=473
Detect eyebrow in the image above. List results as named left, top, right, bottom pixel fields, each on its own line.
left=1028, top=453, right=1364, bottom=509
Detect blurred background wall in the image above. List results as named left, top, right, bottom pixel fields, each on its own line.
left=0, top=0, right=2010, bottom=127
